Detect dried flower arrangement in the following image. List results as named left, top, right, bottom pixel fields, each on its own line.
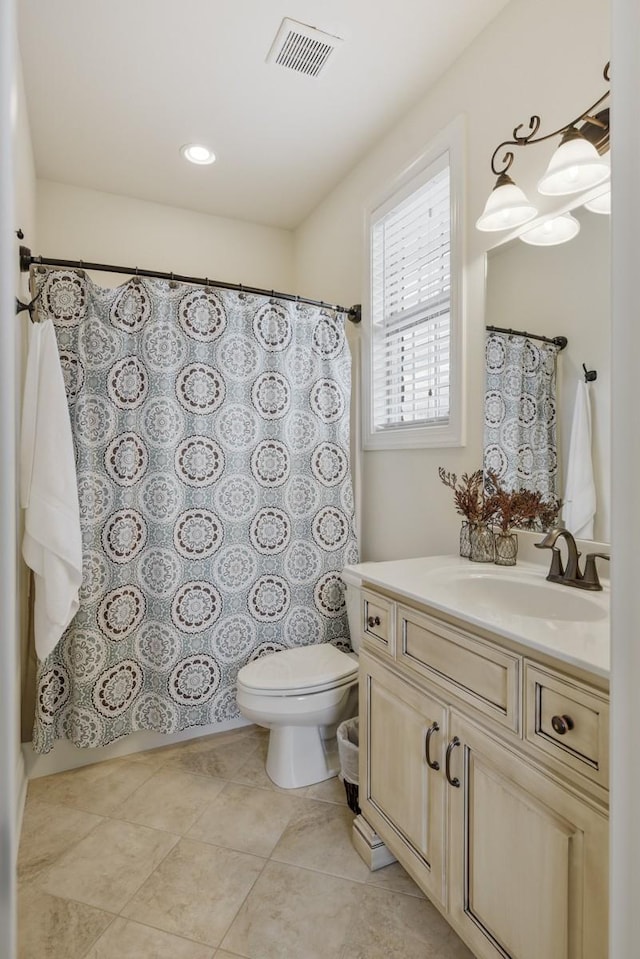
left=484, top=472, right=561, bottom=534
left=439, top=468, right=561, bottom=532
left=438, top=468, right=497, bottom=526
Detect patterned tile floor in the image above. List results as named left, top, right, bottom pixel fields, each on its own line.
left=18, top=725, right=474, bottom=958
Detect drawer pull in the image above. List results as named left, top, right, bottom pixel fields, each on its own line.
left=367, top=615, right=381, bottom=628
left=445, top=736, right=461, bottom=787
left=551, top=714, right=574, bottom=736
left=425, top=721, right=440, bottom=771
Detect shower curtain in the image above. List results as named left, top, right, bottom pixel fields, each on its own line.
left=31, top=270, right=358, bottom=753
left=483, top=331, right=559, bottom=498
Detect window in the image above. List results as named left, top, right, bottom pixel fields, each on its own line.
left=363, top=121, right=465, bottom=449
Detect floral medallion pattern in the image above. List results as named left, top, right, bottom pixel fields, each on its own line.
left=484, top=332, right=559, bottom=497
left=33, top=274, right=357, bottom=751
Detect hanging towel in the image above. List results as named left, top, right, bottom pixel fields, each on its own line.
left=563, top=380, right=596, bottom=539
left=21, top=319, right=82, bottom=661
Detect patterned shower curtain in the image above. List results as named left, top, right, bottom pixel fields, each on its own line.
left=32, top=270, right=358, bottom=753
left=483, top=331, right=559, bottom=497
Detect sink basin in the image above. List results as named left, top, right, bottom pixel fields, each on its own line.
left=427, top=569, right=608, bottom=623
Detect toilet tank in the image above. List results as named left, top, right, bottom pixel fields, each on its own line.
left=341, top=565, right=363, bottom=654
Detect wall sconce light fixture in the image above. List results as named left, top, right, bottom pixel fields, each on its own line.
left=476, top=63, right=610, bottom=235
left=520, top=213, right=581, bottom=247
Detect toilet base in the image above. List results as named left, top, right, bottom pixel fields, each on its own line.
left=266, top=724, right=338, bottom=789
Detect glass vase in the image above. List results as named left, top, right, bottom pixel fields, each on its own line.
left=459, top=521, right=471, bottom=559
left=494, top=531, right=518, bottom=566
left=469, top=523, right=495, bottom=563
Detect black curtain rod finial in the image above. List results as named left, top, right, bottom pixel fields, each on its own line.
left=19, top=245, right=32, bottom=273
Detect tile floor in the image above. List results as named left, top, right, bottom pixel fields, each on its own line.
left=18, top=725, right=474, bottom=958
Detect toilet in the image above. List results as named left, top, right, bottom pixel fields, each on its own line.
left=236, top=566, right=363, bottom=789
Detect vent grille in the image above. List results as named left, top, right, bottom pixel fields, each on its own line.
left=267, top=18, right=342, bottom=77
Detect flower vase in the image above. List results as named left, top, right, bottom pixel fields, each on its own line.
left=459, top=521, right=471, bottom=559
left=469, top=523, right=495, bottom=563
left=494, top=531, right=518, bottom=566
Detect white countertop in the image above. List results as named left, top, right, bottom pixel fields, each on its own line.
left=343, top=555, right=610, bottom=679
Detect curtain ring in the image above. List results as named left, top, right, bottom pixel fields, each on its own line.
left=169, top=271, right=177, bottom=289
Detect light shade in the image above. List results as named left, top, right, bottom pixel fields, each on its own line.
left=538, top=127, right=609, bottom=196
left=584, top=188, right=611, bottom=214
left=475, top=173, right=538, bottom=232
left=181, top=143, right=216, bottom=165
left=520, top=213, right=581, bottom=246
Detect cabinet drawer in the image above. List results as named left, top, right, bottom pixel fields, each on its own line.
left=397, top=605, right=520, bottom=732
left=525, top=662, right=609, bottom=789
left=362, top=590, right=394, bottom=655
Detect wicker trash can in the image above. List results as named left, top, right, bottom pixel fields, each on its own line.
left=337, top=716, right=360, bottom=814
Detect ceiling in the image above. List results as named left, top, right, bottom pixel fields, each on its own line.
left=19, top=0, right=511, bottom=230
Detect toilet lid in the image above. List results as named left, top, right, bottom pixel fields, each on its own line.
left=237, top=643, right=358, bottom=694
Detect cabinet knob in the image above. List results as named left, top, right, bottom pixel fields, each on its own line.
left=551, top=714, right=574, bottom=736
left=367, top=615, right=381, bottom=628
left=425, top=721, right=440, bottom=771
left=445, top=736, right=461, bottom=788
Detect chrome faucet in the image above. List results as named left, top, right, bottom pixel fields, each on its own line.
left=535, top=528, right=610, bottom=591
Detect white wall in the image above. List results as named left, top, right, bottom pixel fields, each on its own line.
left=1, top=8, right=36, bottom=952
left=610, top=0, right=640, bottom=943
left=486, top=209, right=611, bottom=542
left=295, top=0, right=610, bottom=561
left=36, top=180, right=295, bottom=291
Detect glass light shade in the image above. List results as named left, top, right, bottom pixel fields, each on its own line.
left=520, top=213, right=580, bottom=246
left=180, top=143, right=216, bottom=165
left=475, top=174, right=538, bottom=232
left=584, top=188, right=611, bottom=214
left=538, top=129, right=609, bottom=196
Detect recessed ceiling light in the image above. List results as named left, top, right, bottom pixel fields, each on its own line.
left=181, top=144, right=216, bottom=165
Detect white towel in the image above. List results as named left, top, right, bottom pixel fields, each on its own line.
left=563, top=380, right=596, bottom=539
left=21, top=319, right=83, bottom=661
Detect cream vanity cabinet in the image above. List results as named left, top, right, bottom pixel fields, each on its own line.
left=358, top=587, right=609, bottom=959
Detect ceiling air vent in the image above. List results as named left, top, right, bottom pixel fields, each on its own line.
left=266, top=18, right=343, bottom=78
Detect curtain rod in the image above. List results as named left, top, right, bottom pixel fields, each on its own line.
left=17, top=246, right=362, bottom=324
left=486, top=324, right=568, bottom=350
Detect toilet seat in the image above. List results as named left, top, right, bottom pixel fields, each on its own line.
left=237, top=643, right=357, bottom=697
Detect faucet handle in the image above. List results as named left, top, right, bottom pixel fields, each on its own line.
left=535, top=536, right=565, bottom=579
left=582, top=552, right=610, bottom=590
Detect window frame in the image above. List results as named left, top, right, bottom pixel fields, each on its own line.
left=362, top=117, right=466, bottom=450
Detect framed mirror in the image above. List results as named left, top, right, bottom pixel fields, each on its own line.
left=484, top=203, right=611, bottom=542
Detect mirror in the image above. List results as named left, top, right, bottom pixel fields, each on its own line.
left=485, top=205, right=611, bottom=542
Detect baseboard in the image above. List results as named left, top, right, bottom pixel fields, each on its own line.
left=23, top=717, right=252, bottom=780
left=352, top=814, right=397, bottom=871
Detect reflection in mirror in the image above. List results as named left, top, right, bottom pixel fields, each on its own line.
left=484, top=206, right=610, bottom=542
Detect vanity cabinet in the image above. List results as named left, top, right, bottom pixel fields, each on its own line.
left=358, top=588, right=609, bottom=959
left=360, top=654, right=446, bottom=905
left=447, top=712, right=608, bottom=959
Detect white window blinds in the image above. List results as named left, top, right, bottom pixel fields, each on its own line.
left=370, top=157, right=451, bottom=432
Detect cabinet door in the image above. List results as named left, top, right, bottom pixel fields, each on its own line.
left=359, top=651, right=446, bottom=905
left=447, top=713, right=608, bottom=959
